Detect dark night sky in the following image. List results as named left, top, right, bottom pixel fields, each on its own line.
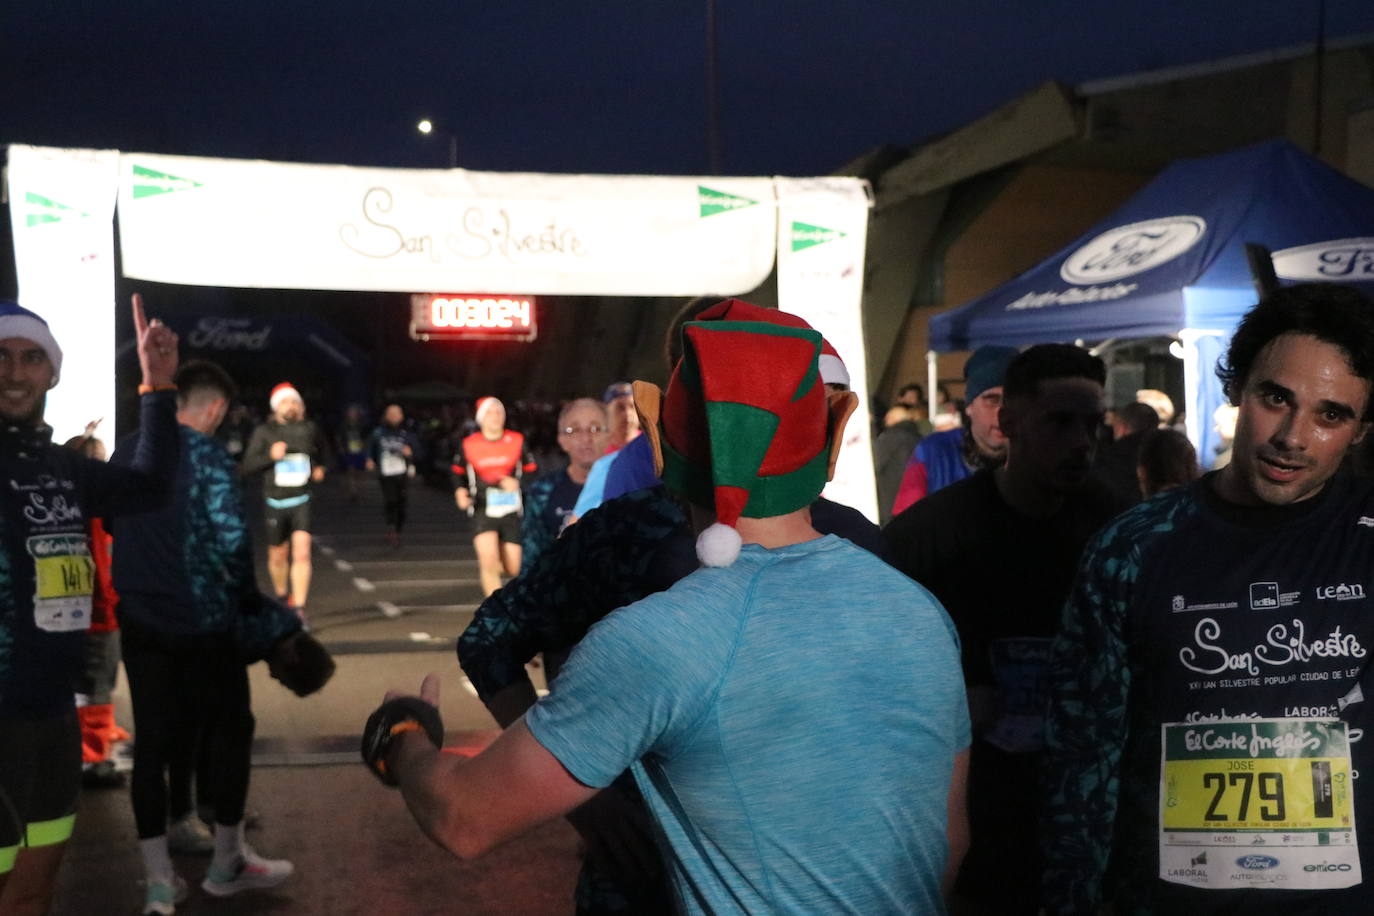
left=5, top=2, right=1374, bottom=177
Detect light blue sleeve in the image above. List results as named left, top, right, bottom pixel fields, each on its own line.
left=524, top=572, right=744, bottom=788
left=570, top=453, right=614, bottom=519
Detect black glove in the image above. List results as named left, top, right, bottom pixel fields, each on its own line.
left=361, top=696, right=444, bottom=787
left=268, top=631, right=336, bottom=697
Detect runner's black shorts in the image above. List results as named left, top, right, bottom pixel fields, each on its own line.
left=0, top=708, right=81, bottom=872
left=473, top=511, right=522, bottom=543
left=264, top=498, right=312, bottom=546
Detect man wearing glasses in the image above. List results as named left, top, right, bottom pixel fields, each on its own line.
left=522, top=398, right=609, bottom=576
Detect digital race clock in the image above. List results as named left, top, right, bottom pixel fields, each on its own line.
left=409, top=295, right=537, bottom=342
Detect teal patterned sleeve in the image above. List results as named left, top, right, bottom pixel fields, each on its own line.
left=203, top=435, right=254, bottom=595
left=458, top=486, right=687, bottom=704
left=1042, top=517, right=1136, bottom=914
left=519, top=475, right=556, bottom=575
left=1042, top=491, right=1197, bottom=914
left=184, top=431, right=257, bottom=631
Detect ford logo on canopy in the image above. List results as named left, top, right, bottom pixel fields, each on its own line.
left=1272, top=237, right=1374, bottom=281
left=1236, top=855, right=1280, bottom=870
left=1060, top=216, right=1207, bottom=284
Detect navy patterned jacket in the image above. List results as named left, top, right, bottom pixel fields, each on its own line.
left=112, top=425, right=262, bottom=637
left=0, top=391, right=178, bottom=717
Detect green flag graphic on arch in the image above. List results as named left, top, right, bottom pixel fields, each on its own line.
left=132, top=165, right=203, bottom=199
left=699, top=185, right=758, bottom=218
left=790, top=221, right=846, bottom=252
left=24, top=192, right=89, bottom=227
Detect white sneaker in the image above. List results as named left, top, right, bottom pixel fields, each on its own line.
left=143, top=874, right=188, bottom=915
left=166, top=814, right=214, bottom=855
left=200, top=844, right=294, bottom=897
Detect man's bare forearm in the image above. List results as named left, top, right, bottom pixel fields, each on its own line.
left=389, top=732, right=485, bottom=858
left=383, top=718, right=598, bottom=862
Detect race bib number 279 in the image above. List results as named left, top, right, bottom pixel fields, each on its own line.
left=1160, top=719, right=1360, bottom=890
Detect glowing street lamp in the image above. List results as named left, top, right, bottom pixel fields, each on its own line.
left=416, top=119, right=456, bottom=168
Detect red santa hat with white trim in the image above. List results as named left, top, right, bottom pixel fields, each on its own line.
left=269, top=382, right=302, bottom=411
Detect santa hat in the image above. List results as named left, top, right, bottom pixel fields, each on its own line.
left=659, top=299, right=833, bottom=567
left=475, top=396, right=504, bottom=424
left=0, top=301, right=62, bottom=386
left=269, top=382, right=302, bottom=411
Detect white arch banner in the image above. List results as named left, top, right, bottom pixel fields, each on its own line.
left=776, top=177, right=877, bottom=521
left=9, top=145, right=878, bottom=518
left=116, top=153, right=779, bottom=296
left=5, top=145, right=120, bottom=442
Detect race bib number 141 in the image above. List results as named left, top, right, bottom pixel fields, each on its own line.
left=28, top=533, right=94, bottom=633
left=1160, top=719, right=1360, bottom=890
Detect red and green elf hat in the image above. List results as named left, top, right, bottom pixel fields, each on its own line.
left=659, top=299, right=831, bottom=567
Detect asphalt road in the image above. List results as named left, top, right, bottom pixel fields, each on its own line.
left=55, top=474, right=576, bottom=915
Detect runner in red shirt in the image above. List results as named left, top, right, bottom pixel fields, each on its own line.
left=453, top=397, right=536, bottom=596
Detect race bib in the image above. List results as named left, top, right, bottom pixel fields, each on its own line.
left=380, top=452, right=407, bottom=477
left=348, top=437, right=364, bottom=454
left=1160, top=718, right=1360, bottom=890
left=28, top=533, right=94, bottom=633
left=984, top=637, right=1053, bottom=753
left=484, top=487, right=521, bottom=518
left=274, top=453, right=311, bottom=487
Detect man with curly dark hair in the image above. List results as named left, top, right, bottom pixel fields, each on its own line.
left=1044, top=282, right=1374, bottom=915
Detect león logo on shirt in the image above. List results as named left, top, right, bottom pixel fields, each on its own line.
left=1315, top=583, right=1366, bottom=601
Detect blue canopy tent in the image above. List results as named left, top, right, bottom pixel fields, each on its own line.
left=927, top=139, right=1374, bottom=466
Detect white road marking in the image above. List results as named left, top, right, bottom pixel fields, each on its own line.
left=375, top=604, right=477, bottom=614
left=319, top=545, right=335, bottom=557
left=346, top=559, right=478, bottom=567
left=368, top=578, right=481, bottom=588
left=377, top=601, right=402, bottom=619
left=335, top=559, right=353, bottom=572
left=352, top=577, right=376, bottom=592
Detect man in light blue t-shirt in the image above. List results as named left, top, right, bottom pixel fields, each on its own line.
left=362, top=300, right=970, bottom=914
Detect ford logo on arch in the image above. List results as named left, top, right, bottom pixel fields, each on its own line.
left=1060, top=216, right=1207, bottom=284
left=1236, top=855, right=1280, bottom=870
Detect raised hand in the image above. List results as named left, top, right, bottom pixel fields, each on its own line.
left=133, top=293, right=178, bottom=387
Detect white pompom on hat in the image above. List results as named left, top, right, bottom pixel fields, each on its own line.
left=269, top=382, right=302, bottom=410
left=0, top=300, right=63, bottom=386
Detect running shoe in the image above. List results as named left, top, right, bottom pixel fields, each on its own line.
left=81, top=760, right=126, bottom=789
left=143, top=874, right=188, bottom=915
left=167, top=814, right=214, bottom=855
left=200, top=845, right=294, bottom=897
